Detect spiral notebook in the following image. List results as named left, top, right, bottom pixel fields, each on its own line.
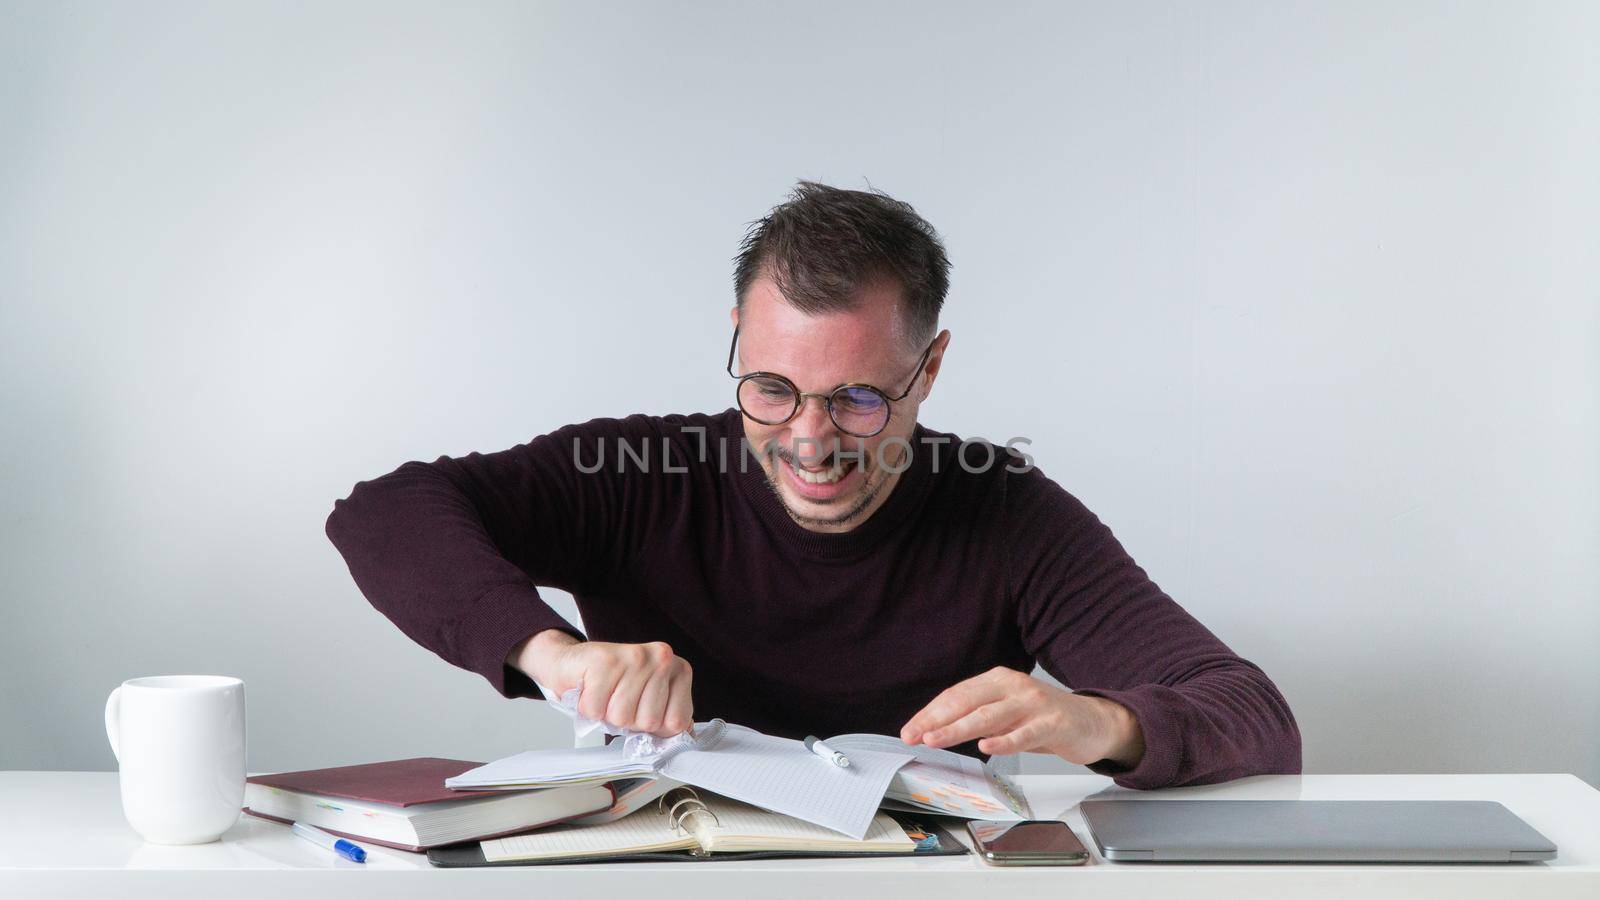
left=427, top=787, right=970, bottom=867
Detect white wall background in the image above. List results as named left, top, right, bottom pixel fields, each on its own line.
left=2, top=1, right=1596, bottom=785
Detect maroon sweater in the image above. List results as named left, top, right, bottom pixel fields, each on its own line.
left=325, top=409, right=1300, bottom=789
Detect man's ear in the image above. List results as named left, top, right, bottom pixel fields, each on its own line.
left=729, top=304, right=740, bottom=329
left=919, top=329, right=952, bottom=401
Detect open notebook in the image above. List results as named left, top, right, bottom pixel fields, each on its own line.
left=447, top=721, right=914, bottom=839
left=446, top=723, right=1030, bottom=838
left=478, top=788, right=917, bottom=862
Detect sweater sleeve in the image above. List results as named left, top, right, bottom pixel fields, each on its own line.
left=1005, top=466, right=1302, bottom=789
left=324, top=414, right=676, bottom=699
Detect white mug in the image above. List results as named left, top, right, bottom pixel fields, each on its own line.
left=104, top=675, right=246, bottom=844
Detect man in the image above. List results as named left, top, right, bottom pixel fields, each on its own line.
left=326, top=181, right=1300, bottom=788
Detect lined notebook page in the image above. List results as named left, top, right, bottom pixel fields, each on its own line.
left=480, top=811, right=693, bottom=862
left=693, top=796, right=914, bottom=851
left=659, top=724, right=912, bottom=839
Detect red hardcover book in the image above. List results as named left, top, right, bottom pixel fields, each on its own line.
left=242, top=757, right=614, bottom=852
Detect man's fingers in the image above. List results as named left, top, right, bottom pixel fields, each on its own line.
left=604, top=662, right=651, bottom=729
left=920, top=700, right=1027, bottom=749
left=660, top=670, right=695, bottom=736
left=902, top=682, right=997, bottom=743
left=899, top=681, right=989, bottom=741
left=900, top=669, right=1019, bottom=743
left=577, top=659, right=624, bottom=722
left=977, top=719, right=1047, bottom=757
left=632, top=668, right=673, bottom=734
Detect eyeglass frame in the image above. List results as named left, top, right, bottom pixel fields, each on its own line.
left=724, top=324, right=937, bottom=438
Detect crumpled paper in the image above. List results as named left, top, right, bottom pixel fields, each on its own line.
left=536, top=681, right=698, bottom=760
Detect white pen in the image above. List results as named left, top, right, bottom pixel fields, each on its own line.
left=804, top=735, right=851, bottom=768
left=291, top=821, right=368, bottom=863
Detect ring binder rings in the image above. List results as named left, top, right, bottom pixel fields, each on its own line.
left=660, top=788, right=721, bottom=857
left=662, top=788, right=719, bottom=828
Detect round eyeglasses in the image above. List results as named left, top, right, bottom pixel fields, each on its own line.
left=725, top=325, right=935, bottom=438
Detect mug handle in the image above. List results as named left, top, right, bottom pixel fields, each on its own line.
left=104, top=686, right=122, bottom=763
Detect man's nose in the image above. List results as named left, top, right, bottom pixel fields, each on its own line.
left=788, top=394, right=839, bottom=463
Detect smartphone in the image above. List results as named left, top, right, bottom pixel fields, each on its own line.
left=967, top=819, right=1090, bottom=866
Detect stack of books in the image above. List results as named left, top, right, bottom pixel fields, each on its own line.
left=247, top=724, right=1027, bottom=865
left=241, top=757, right=613, bottom=851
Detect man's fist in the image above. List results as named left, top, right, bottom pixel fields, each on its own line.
left=509, top=630, right=694, bottom=738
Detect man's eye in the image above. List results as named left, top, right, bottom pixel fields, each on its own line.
left=835, top=389, right=883, bottom=412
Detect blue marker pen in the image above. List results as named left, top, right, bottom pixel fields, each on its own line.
left=292, top=821, right=368, bottom=863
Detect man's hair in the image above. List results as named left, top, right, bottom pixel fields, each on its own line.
left=733, top=181, right=951, bottom=348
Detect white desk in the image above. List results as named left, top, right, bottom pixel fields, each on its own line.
left=3, top=771, right=1598, bottom=899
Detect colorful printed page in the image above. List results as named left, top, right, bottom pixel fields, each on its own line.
left=824, top=733, right=1032, bottom=820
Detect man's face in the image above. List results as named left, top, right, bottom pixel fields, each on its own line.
left=732, top=275, right=947, bottom=534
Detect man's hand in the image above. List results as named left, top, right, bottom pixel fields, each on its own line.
left=899, top=667, right=1145, bottom=768
left=508, top=630, right=694, bottom=738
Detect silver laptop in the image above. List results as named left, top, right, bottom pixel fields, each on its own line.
left=1079, top=800, right=1557, bottom=862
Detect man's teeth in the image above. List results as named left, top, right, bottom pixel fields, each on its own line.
left=792, top=460, right=852, bottom=484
